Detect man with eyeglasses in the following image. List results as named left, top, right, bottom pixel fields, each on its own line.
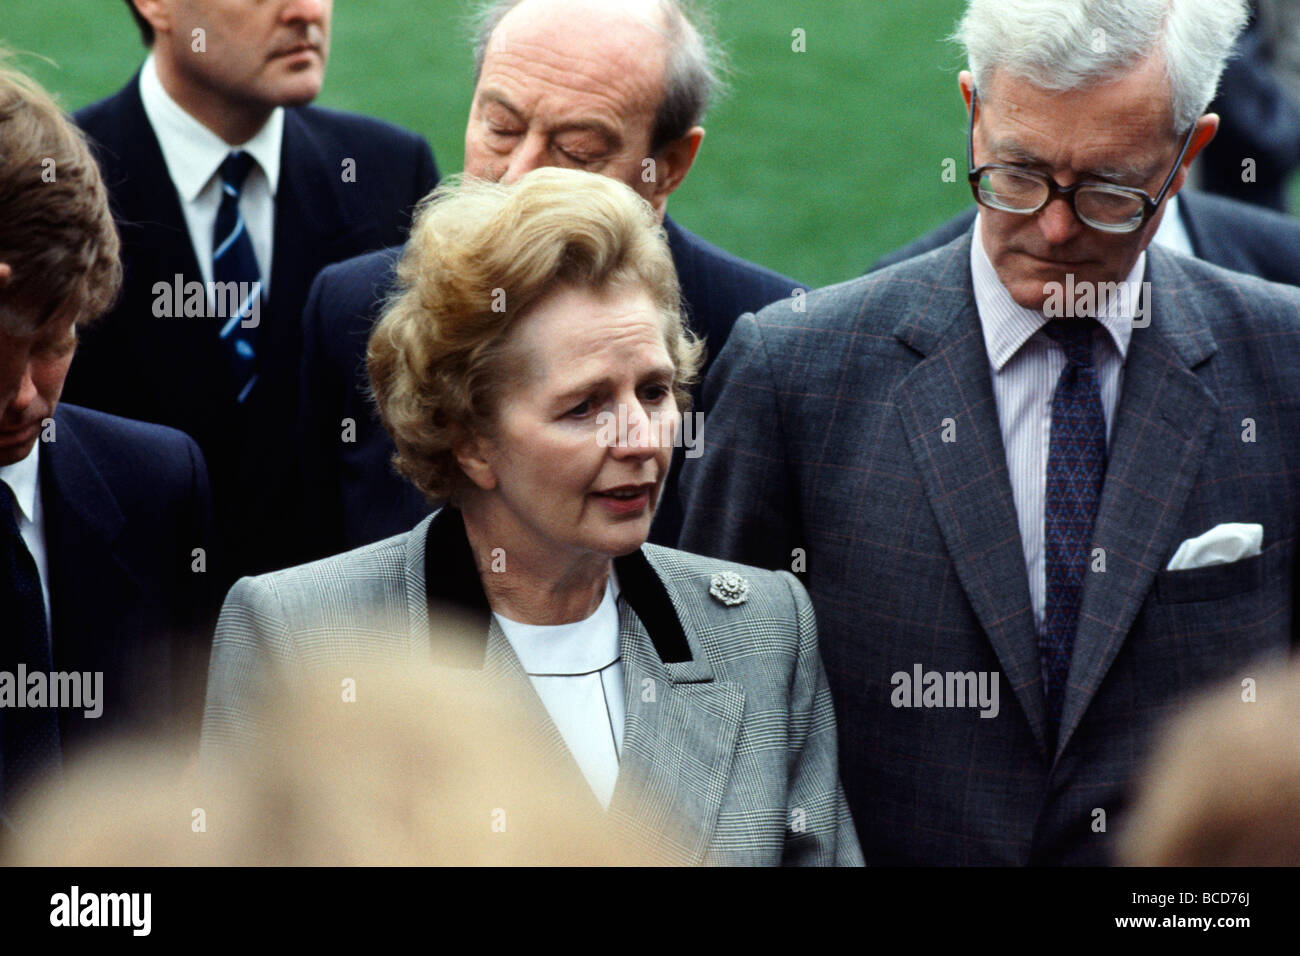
left=677, top=0, right=1300, bottom=865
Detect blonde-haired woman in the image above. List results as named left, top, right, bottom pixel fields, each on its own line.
left=202, top=167, right=860, bottom=866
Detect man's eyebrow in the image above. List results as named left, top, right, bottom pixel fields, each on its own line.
left=551, top=120, right=620, bottom=149
left=988, top=138, right=1152, bottom=183
left=477, top=89, right=524, bottom=121
left=989, top=139, right=1042, bottom=165
left=477, top=88, right=620, bottom=149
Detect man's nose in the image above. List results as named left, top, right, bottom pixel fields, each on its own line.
left=0, top=362, right=38, bottom=417
left=282, top=0, right=327, bottom=23
left=1037, top=196, right=1083, bottom=246
left=501, top=132, right=550, bottom=184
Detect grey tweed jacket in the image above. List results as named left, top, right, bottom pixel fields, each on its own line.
left=201, top=506, right=862, bottom=866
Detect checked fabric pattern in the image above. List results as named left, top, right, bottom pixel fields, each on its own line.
left=212, top=151, right=263, bottom=404
left=1041, top=318, right=1106, bottom=740
left=0, top=479, right=61, bottom=815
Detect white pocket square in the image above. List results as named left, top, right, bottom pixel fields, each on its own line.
left=1165, top=523, right=1263, bottom=571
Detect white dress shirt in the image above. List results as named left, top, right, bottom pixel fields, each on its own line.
left=493, top=573, right=626, bottom=809
left=971, top=219, right=1140, bottom=633
left=138, top=53, right=282, bottom=298
left=0, top=442, right=52, bottom=628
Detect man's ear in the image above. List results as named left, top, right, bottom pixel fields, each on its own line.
left=132, top=0, right=172, bottom=37
left=453, top=432, right=499, bottom=492
left=646, top=126, right=704, bottom=216
left=1167, top=113, right=1219, bottom=197
left=959, top=70, right=975, bottom=112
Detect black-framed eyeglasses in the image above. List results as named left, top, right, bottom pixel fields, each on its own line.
left=966, top=88, right=1197, bottom=234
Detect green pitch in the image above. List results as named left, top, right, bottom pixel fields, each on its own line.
left=4, top=1, right=1296, bottom=288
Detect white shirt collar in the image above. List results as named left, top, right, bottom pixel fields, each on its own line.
left=971, top=213, right=1139, bottom=372
left=0, top=439, right=40, bottom=525
left=1151, top=193, right=1193, bottom=256
left=138, top=52, right=284, bottom=202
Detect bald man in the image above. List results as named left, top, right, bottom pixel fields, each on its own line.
left=295, top=0, right=796, bottom=561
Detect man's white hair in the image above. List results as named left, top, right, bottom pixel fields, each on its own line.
left=956, top=0, right=1249, bottom=132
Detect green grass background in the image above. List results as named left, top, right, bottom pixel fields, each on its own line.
left=5, top=1, right=1298, bottom=289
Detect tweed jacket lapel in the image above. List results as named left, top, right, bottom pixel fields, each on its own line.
left=605, top=552, right=746, bottom=865
left=889, top=236, right=1050, bottom=757
left=401, top=510, right=593, bottom=805
left=408, top=508, right=746, bottom=859
left=1055, top=248, right=1218, bottom=759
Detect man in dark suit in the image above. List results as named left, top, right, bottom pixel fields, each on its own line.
left=296, top=0, right=795, bottom=561
left=1, top=59, right=214, bottom=838
left=870, top=189, right=1300, bottom=285
left=63, top=0, right=438, bottom=584
left=680, top=0, right=1298, bottom=864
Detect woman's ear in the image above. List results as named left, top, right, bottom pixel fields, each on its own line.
left=453, top=432, right=499, bottom=491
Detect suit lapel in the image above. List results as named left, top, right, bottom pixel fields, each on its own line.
left=1055, top=251, right=1218, bottom=757
left=89, top=78, right=232, bottom=415
left=41, top=410, right=147, bottom=742
left=890, top=237, right=1049, bottom=756
left=1178, top=192, right=1249, bottom=274
left=260, top=109, right=348, bottom=368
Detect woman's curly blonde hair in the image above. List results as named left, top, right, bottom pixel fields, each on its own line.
left=368, top=167, right=703, bottom=504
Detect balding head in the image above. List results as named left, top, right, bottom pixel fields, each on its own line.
left=464, top=0, right=720, bottom=217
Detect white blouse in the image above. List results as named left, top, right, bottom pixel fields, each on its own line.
left=493, top=573, right=625, bottom=808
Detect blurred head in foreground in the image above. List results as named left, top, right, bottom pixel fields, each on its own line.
left=9, top=659, right=641, bottom=865
left=1120, top=664, right=1300, bottom=866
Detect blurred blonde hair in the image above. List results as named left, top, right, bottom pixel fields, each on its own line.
left=0, top=50, right=121, bottom=335
left=9, top=661, right=643, bottom=865
left=1120, top=663, right=1300, bottom=866
left=367, top=166, right=703, bottom=504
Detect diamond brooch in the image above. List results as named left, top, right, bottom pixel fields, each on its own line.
left=709, top=571, right=750, bottom=607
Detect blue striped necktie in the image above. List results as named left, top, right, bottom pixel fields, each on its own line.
left=1041, top=318, right=1106, bottom=743
left=0, top=478, right=62, bottom=818
left=212, top=150, right=262, bottom=404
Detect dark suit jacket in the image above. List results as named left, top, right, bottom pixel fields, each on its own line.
left=296, top=216, right=796, bottom=561
left=678, top=234, right=1300, bottom=864
left=1, top=404, right=213, bottom=840
left=868, top=190, right=1300, bottom=286
left=1199, top=16, right=1300, bottom=211
left=65, top=75, right=438, bottom=585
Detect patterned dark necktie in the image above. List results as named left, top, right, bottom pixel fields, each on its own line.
left=0, top=478, right=62, bottom=816
left=1041, top=318, right=1107, bottom=742
left=212, top=150, right=263, bottom=404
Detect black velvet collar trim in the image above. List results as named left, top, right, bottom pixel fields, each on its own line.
left=423, top=506, right=693, bottom=667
